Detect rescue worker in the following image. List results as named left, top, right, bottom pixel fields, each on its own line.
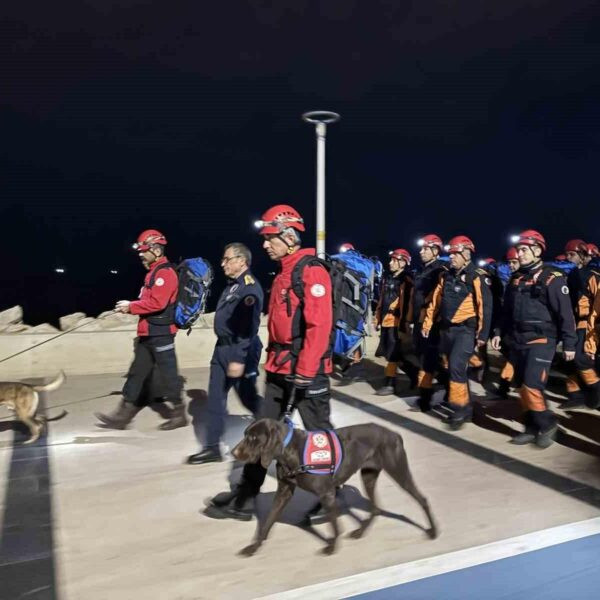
left=562, top=239, right=600, bottom=408
left=497, top=247, right=520, bottom=397
left=492, top=230, right=576, bottom=448
left=413, top=234, right=447, bottom=412
left=205, top=204, right=335, bottom=521
left=422, top=236, right=492, bottom=429
left=186, top=243, right=263, bottom=464
left=95, top=230, right=187, bottom=430
left=375, top=248, right=418, bottom=395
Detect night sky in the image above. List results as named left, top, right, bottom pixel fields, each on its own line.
left=3, top=1, right=600, bottom=324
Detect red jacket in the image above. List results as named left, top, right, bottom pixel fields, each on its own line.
left=265, top=248, right=333, bottom=378
left=129, top=257, right=178, bottom=336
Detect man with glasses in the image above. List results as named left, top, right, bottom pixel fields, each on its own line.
left=187, top=243, right=264, bottom=465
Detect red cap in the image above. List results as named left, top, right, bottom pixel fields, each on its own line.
left=254, top=204, right=305, bottom=235
left=555, top=253, right=567, bottom=262
left=506, top=247, right=518, bottom=261
left=339, top=243, right=355, bottom=253
left=417, top=234, right=443, bottom=250
left=511, top=230, right=546, bottom=251
left=133, top=229, right=167, bottom=252
left=564, top=239, right=588, bottom=254
left=389, top=248, right=411, bottom=265
left=445, top=235, right=475, bottom=254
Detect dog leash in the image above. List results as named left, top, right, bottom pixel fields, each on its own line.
left=0, top=310, right=118, bottom=365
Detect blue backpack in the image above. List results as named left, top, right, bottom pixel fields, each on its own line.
left=152, top=258, right=213, bottom=333
left=290, top=250, right=375, bottom=364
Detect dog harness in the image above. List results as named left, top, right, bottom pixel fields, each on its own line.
left=281, top=417, right=343, bottom=476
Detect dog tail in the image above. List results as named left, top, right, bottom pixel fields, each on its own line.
left=39, top=409, right=68, bottom=423
left=33, top=371, right=66, bottom=393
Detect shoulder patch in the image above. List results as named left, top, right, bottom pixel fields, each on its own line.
left=310, top=283, right=326, bottom=298
left=244, top=295, right=256, bottom=306
left=561, top=285, right=569, bottom=295
left=552, top=271, right=563, bottom=278
left=244, top=274, right=255, bottom=285
left=155, top=277, right=165, bottom=287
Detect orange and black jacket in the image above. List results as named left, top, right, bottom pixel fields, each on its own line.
left=375, top=271, right=413, bottom=332
left=584, top=271, right=600, bottom=354
left=412, top=259, right=446, bottom=325
left=502, top=262, right=577, bottom=351
left=423, top=261, right=492, bottom=343
left=567, top=266, right=600, bottom=329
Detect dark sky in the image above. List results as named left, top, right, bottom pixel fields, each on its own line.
left=2, top=1, right=600, bottom=323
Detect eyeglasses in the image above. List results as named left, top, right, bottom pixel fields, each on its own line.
left=221, top=255, right=241, bottom=265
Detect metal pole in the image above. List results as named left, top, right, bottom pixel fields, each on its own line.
left=302, top=111, right=340, bottom=257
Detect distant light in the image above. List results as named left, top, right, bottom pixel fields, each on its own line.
left=478, top=260, right=486, bottom=267
left=55, top=268, right=65, bottom=274
left=110, top=269, right=118, bottom=275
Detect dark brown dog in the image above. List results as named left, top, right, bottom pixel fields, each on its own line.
left=232, top=418, right=438, bottom=556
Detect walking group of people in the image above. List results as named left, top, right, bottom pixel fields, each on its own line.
left=94, top=204, right=600, bottom=522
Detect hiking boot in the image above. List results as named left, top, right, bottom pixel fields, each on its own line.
left=497, top=379, right=511, bottom=399
left=535, top=425, right=557, bottom=449
left=562, top=392, right=585, bottom=410
left=149, top=400, right=173, bottom=419
left=203, top=503, right=253, bottom=521
left=159, top=403, right=188, bottom=430
left=510, top=430, right=536, bottom=445
left=187, top=446, right=223, bottom=465
left=414, top=389, right=433, bottom=413
left=375, top=377, right=395, bottom=396
left=95, top=401, right=140, bottom=429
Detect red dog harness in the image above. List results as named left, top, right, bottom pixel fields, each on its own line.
left=282, top=417, right=343, bottom=476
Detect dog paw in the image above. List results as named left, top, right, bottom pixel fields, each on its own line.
left=238, top=543, right=260, bottom=557
left=320, top=543, right=337, bottom=556
left=426, top=527, right=439, bottom=540
left=348, top=528, right=364, bottom=539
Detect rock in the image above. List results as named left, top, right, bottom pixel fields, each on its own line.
left=2, top=323, right=33, bottom=333
left=59, top=312, right=87, bottom=331
left=29, top=323, right=60, bottom=333
left=0, top=305, right=23, bottom=326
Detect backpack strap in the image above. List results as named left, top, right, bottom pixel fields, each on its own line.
left=147, top=262, right=176, bottom=288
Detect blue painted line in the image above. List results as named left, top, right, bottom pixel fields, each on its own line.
left=348, top=533, right=600, bottom=600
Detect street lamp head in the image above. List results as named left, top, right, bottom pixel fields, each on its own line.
left=302, top=111, right=341, bottom=125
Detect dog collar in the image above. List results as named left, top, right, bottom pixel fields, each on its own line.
left=282, top=416, right=294, bottom=448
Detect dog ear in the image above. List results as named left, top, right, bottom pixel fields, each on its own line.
left=260, top=422, right=284, bottom=469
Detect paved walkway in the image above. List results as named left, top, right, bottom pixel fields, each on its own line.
left=1, top=365, right=599, bottom=599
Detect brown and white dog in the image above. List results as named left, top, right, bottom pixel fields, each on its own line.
left=0, top=371, right=66, bottom=443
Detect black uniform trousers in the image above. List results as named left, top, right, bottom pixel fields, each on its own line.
left=509, top=339, right=556, bottom=432
left=414, top=323, right=443, bottom=389
left=234, top=371, right=333, bottom=507
left=122, top=334, right=182, bottom=407
left=439, top=324, right=476, bottom=418
left=205, top=344, right=261, bottom=448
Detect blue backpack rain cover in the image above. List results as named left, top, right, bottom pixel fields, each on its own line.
left=329, top=250, right=376, bottom=361
left=173, top=258, right=213, bottom=332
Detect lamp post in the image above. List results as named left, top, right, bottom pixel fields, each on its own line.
left=302, top=111, right=340, bottom=257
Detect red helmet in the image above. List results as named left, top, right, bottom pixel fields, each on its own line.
left=506, top=247, right=518, bottom=261
left=564, top=239, right=588, bottom=254
left=339, top=243, right=355, bottom=253
left=254, top=204, right=305, bottom=235
left=511, top=230, right=546, bottom=251
left=555, top=253, right=567, bottom=262
left=389, top=248, right=411, bottom=264
left=478, top=257, right=496, bottom=267
left=133, top=229, right=167, bottom=252
left=587, top=243, right=600, bottom=257
left=417, top=234, right=443, bottom=250
left=445, top=235, right=475, bottom=254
